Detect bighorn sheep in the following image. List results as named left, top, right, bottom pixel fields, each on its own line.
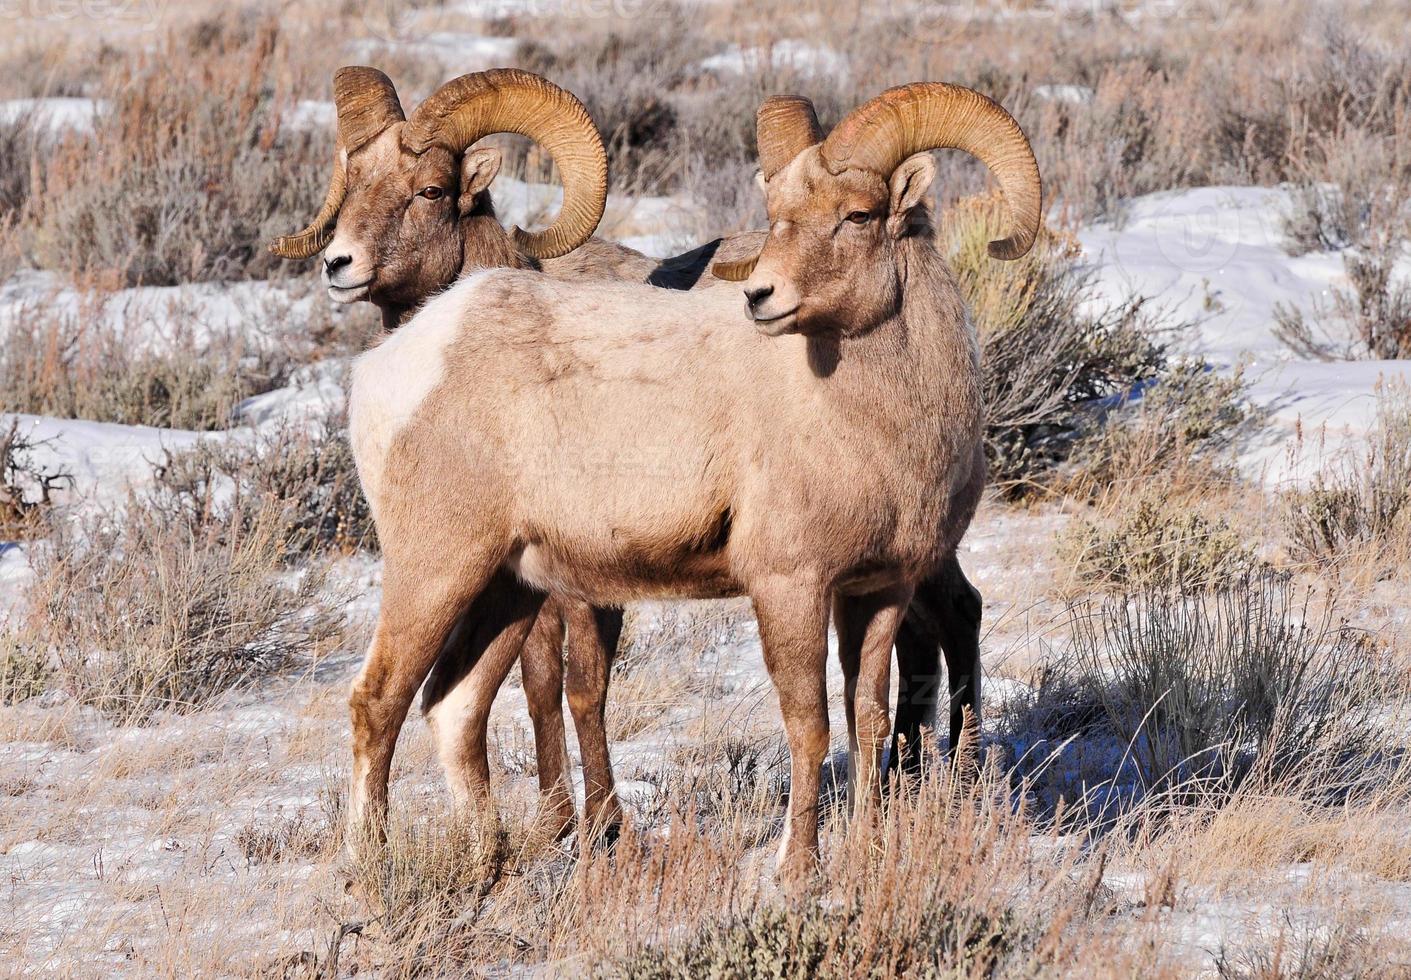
left=272, top=67, right=996, bottom=847
left=339, top=79, right=1039, bottom=877
left=270, top=68, right=674, bottom=840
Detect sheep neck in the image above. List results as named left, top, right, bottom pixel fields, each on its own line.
left=802, top=239, right=979, bottom=434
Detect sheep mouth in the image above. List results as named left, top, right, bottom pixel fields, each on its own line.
left=327, top=279, right=373, bottom=302
left=751, top=307, right=799, bottom=336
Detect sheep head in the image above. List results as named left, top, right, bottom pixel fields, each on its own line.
left=715, top=84, right=1041, bottom=337
left=270, top=67, right=608, bottom=312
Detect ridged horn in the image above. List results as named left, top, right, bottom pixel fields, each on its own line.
left=334, top=66, right=406, bottom=151
left=269, top=139, right=347, bottom=259
left=756, top=95, right=822, bottom=180
left=402, top=68, right=607, bottom=260
left=821, top=83, right=1041, bottom=260
left=711, top=255, right=759, bottom=283
left=268, top=67, right=404, bottom=260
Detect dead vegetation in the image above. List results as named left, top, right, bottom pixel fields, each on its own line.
left=0, top=288, right=299, bottom=430
left=1275, top=244, right=1411, bottom=361
left=152, top=405, right=374, bottom=558
left=25, top=20, right=328, bottom=287
left=1283, top=382, right=1411, bottom=577
left=3, top=1, right=1411, bottom=976
left=8, top=496, right=348, bottom=722
left=1059, top=493, right=1268, bottom=593
left=1003, top=571, right=1400, bottom=820
left=0, top=419, right=70, bottom=539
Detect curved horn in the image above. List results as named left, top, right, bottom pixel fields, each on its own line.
left=334, top=66, right=406, bottom=151
left=402, top=68, right=607, bottom=260
left=269, top=67, right=404, bottom=260
left=756, top=95, right=822, bottom=181
left=821, top=83, right=1041, bottom=260
left=712, top=96, right=821, bottom=280
left=269, top=140, right=347, bottom=259
left=711, top=255, right=758, bottom=283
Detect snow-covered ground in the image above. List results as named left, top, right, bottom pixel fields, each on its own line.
left=0, top=97, right=106, bottom=134
left=1080, top=185, right=1411, bottom=486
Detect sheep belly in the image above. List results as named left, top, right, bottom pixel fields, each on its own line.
left=507, top=537, right=739, bottom=604
left=508, top=442, right=740, bottom=604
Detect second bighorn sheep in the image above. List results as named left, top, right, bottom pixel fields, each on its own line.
left=342, top=81, right=1040, bottom=877
left=273, top=68, right=996, bottom=847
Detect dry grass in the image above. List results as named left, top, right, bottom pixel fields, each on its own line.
left=1059, top=492, right=1269, bottom=594
left=152, top=404, right=374, bottom=558
left=4, top=2, right=1411, bottom=976
left=7, top=496, right=349, bottom=722
left=4, top=1, right=1410, bottom=271
left=1064, top=359, right=1253, bottom=502
left=24, top=17, right=328, bottom=287
left=0, top=287, right=301, bottom=430
left=1283, top=381, right=1411, bottom=579
left=1275, top=243, right=1411, bottom=361
left=944, top=193, right=1169, bottom=493
left=1004, top=572, right=1399, bottom=819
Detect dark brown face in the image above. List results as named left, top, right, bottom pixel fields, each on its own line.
left=321, top=125, right=500, bottom=311
left=740, top=147, right=938, bottom=337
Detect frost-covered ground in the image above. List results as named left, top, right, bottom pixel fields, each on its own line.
left=3, top=183, right=1410, bottom=973
left=1080, top=185, right=1411, bottom=486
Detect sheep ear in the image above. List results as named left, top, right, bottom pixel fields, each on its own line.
left=886, top=152, right=936, bottom=239
left=459, top=147, right=502, bottom=213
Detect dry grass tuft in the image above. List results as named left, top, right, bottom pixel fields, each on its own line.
left=1275, top=244, right=1411, bottom=361
left=1283, top=380, right=1411, bottom=577
left=153, top=405, right=374, bottom=558
left=1064, top=359, right=1252, bottom=501
left=11, top=496, right=348, bottom=722
left=1009, top=572, right=1396, bottom=815
left=1059, top=492, right=1269, bottom=594
left=234, top=811, right=330, bottom=866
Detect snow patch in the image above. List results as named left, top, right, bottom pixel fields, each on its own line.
left=1033, top=83, right=1093, bottom=105
left=0, top=97, right=105, bottom=134
left=347, top=32, right=518, bottom=68
left=1079, top=185, right=1411, bottom=487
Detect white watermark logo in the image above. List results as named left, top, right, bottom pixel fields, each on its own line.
left=0, top=0, right=164, bottom=24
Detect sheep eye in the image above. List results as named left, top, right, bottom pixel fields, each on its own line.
left=846, top=210, right=871, bottom=224
left=418, top=186, right=445, bottom=201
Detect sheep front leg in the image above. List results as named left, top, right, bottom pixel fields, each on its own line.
left=348, top=556, right=504, bottom=856
left=835, top=584, right=913, bottom=815
left=752, top=579, right=830, bottom=885
left=563, top=601, right=625, bottom=842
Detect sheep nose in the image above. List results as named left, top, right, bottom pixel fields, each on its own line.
left=324, top=253, right=353, bottom=276
left=744, top=284, right=773, bottom=311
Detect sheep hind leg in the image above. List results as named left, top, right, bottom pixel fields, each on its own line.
left=348, top=555, right=508, bottom=858
left=891, top=556, right=982, bottom=780
left=563, top=601, right=625, bottom=844
left=422, top=576, right=571, bottom=843
left=518, top=597, right=579, bottom=842
left=836, top=585, right=913, bottom=819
